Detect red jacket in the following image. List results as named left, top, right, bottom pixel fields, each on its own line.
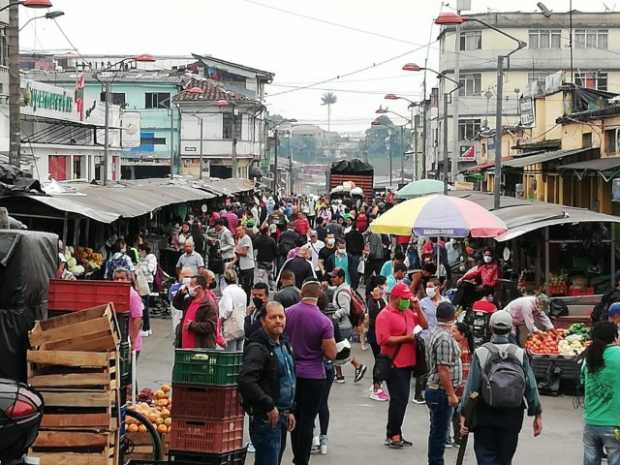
left=462, top=262, right=500, bottom=288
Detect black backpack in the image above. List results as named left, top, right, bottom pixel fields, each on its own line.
left=476, top=343, right=526, bottom=409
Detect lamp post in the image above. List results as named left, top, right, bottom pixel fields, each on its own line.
left=19, top=8, right=63, bottom=31
left=216, top=99, right=240, bottom=179
left=401, top=63, right=460, bottom=194
left=266, top=118, right=297, bottom=194
left=94, top=54, right=156, bottom=185
left=402, top=64, right=428, bottom=179
left=371, top=119, right=394, bottom=188
left=434, top=11, right=527, bottom=208
left=385, top=94, right=421, bottom=181
left=7, top=0, right=53, bottom=167
left=376, top=106, right=410, bottom=184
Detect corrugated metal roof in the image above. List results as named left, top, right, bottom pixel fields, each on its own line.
left=1, top=177, right=255, bottom=224
left=503, top=148, right=589, bottom=168
left=558, top=157, right=620, bottom=172
left=449, top=191, right=620, bottom=241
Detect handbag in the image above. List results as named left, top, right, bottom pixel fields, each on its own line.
left=412, top=334, right=429, bottom=377
left=222, top=303, right=245, bottom=340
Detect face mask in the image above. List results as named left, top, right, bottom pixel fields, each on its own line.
left=182, top=277, right=191, bottom=286
left=326, top=239, right=335, bottom=247
left=398, top=299, right=410, bottom=310
left=483, top=255, right=493, bottom=264
left=337, top=248, right=346, bottom=255
left=252, top=297, right=264, bottom=308
left=344, top=226, right=352, bottom=234
left=188, top=286, right=198, bottom=297
left=426, top=287, right=437, bottom=298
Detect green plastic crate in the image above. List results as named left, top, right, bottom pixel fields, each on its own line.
left=172, top=350, right=243, bottom=386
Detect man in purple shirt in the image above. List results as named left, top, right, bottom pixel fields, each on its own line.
left=285, top=281, right=337, bottom=465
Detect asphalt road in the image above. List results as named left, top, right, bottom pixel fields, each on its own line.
left=139, top=318, right=584, bottom=465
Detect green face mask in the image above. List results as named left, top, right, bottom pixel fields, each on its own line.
left=398, top=299, right=410, bottom=310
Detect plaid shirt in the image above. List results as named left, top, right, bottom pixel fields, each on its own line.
left=427, top=324, right=463, bottom=390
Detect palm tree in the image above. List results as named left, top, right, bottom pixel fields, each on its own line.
left=321, top=92, right=337, bottom=132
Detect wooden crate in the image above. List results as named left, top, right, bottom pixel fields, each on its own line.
left=30, top=304, right=119, bottom=352
left=124, top=431, right=168, bottom=460
left=30, top=429, right=117, bottom=465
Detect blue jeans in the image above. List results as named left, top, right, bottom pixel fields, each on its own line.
left=249, top=415, right=288, bottom=465
left=584, top=425, right=620, bottom=465
left=425, top=388, right=453, bottom=465
left=225, top=338, right=244, bottom=352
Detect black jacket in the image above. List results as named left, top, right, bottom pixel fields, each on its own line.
left=238, top=328, right=295, bottom=416
left=274, top=285, right=301, bottom=309
left=281, top=257, right=315, bottom=289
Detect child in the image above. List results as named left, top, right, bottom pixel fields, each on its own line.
left=450, top=322, right=473, bottom=445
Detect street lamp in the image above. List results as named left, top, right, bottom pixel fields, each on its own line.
left=7, top=0, right=53, bottom=167
left=434, top=11, right=527, bottom=208
left=404, top=64, right=460, bottom=194
left=19, top=9, right=63, bottom=31
left=385, top=94, right=421, bottom=181
left=95, top=54, right=156, bottom=185
left=402, top=64, right=430, bottom=181
left=371, top=118, right=396, bottom=188
left=376, top=107, right=411, bottom=184
left=266, top=118, right=297, bottom=194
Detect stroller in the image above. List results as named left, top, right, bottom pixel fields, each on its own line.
left=151, top=265, right=175, bottom=319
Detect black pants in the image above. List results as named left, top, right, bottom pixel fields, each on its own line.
left=141, top=295, right=150, bottom=332
left=317, top=364, right=335, bottom=435
left=473, top=426, right=520, bottom=465
left=365, top=258, right=384, bottom=282
left=239, top=268, right=254, bottom=304
left=350, top=254, right=361, bottom=289
left=385, top=366, right=412, bottom=438
left=291, top=378, right=326, bottom=465
left=368, top=333, right=381, bottom=385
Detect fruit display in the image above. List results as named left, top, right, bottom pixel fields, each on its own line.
left=525, top=327, right=590, bottom=357
left=126, top=384, right=172, bottom=434
left=75, top=246, right=105, bottom=271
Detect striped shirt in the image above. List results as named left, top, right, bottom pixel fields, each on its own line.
left=427, top=323, right=463, bottom=390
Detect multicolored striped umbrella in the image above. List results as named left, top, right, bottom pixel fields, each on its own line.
left=395, top=179, right=447, bottom=199
left=369, top=194, right=507, bottom=238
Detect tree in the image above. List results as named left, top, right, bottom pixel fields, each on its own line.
left=321, top=92, right=337, bottom=132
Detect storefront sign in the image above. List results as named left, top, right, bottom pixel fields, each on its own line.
left=23, top=81, right=73, bottom=115
left=459, top=145, right=476, bottom=162
left=519, top=97, right=535, bottom=127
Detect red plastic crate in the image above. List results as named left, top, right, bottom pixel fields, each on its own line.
left=568, top=287, right=595, bottom=297
left=48, top=279, right=131, bottom=312
left=169, top=417, right=244, bottom=454
left=171, top=385, right=243, bottom=421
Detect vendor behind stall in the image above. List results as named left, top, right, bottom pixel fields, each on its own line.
left=504, top=294, right=553, bottom=346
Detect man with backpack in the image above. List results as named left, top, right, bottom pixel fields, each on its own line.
left=329, top=268, right=367, bottom=384
left=459, top=310, right=543, bottom=465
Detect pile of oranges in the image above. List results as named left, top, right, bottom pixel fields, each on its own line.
left=126, top=384, right=172, bottom=434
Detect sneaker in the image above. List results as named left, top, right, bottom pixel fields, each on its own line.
left=354, top=365, right=367, bottom=383
left=370, top=389, right=390, bottom=402
left=247, top=443, right=255, bottom=454
left=411, top=397, right=426, bottom=405
left=335, top=376, right=345, bottom=384
left=319, top=435, right=328, bottom=455
left=140, top=330, right=150, bottom=337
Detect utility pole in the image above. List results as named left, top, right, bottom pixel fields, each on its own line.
left=232, top=106, right=238, bottom=178
left=169, top=105, right=174, bottom=178
left=413, top=112, right=419, bottom=180
left=103, top=82, right=110, bottom=185
left=494, top=56, right=504, bottom=209
left=387, top=129, right=393, bottom=187
left=421, top=59, right=428, bottom=179
left=198, top=117, right=204, bottom=180
left=273, top=128, right=279, bottom=193
left=288, top=133, right=293, bottom=194
left=8, top=2, right=19, bottom=166
left=452, top=13, right=462, bottom=184
left=400, top=125, right=405, bottom=184
left=443, top=92, right=449, bottom=194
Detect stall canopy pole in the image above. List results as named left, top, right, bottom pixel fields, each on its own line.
left=544, top=227, right=550, bottom=284
left=611, top=223, right=616, bottom=288
left=62, top=212, right=68, bottom=247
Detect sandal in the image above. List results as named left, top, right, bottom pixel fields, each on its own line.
left=384, top=438, right=405, bottom=449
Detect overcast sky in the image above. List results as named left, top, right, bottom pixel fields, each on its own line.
left=20, top=0, right=612, bottom=132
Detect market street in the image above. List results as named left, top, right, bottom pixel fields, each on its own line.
left=139, top=319, right=584, bottom=465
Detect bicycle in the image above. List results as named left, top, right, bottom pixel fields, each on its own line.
left=118, top=407, right=163, bottom=465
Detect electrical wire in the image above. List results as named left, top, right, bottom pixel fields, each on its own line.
left=268, top=84, right=422, bottom=97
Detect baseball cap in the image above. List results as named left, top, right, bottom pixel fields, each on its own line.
left=391, top=282, right=412, bottom=300
left=490, top=310, right=513, bottom=331
left=436, top=302, right=456, bottom=321
left=608, top=302, right=620, bottom=317
left=328, top=268, right=346, bottom=279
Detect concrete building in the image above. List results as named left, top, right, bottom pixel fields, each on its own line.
left=436, top=10, right=620, bottom=177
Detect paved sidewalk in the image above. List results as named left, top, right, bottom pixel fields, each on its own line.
left=139, top=319, right=583, bottom=465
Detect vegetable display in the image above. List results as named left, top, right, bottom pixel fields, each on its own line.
left=525, top=328, right=589, bottom=357
left=127, top=384, right=172, bottom=434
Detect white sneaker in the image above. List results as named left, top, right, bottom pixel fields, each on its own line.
left=320, top=435, right=328, bottom=455
left=247, top=442, right=255, bottom=453
left=140, top=330, right=150, bottom=337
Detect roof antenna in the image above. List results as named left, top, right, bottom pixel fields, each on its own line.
left=537, top=2, right=553, bottom=17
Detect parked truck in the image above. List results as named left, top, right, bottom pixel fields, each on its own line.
left=328, top=159, right=374, bottom=204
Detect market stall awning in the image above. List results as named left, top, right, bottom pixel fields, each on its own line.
left=502, top=148, right=590, bottom=169
left=558, top=157, right=620, bottom=181
left=449, top=191, right=620, bottom=241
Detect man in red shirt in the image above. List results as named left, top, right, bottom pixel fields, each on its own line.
left=375, top=283, right=428, bottom=448
left=459, top=248, right=500, bottom=291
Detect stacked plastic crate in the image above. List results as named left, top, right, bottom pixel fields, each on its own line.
left=169, top=349, right=246, bottom=464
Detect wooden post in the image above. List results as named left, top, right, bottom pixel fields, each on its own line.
left=544, top=227, right=550, bottom=284
left=612, top=223, right=616, bottom=287
left=62, top=212, right=69, bottom=247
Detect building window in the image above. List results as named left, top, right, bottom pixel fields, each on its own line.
left=0, top=29, right=6, bottom=67
left=459, top=119, right=481, bottom=141
left=575, top=72, right=608, bottom=91
left=528, top=29, right=561, bottom=49
left=140, top=135, right=166, bottom=145
left=459, top=73, right=481, bottom=97
left=145, top=92, right=171, bottom=109
left=100, top=92, right=126, bottom=106
left=605, top=128, right=620, bottom=153
left=575, top=29, right=608, bottom=49
left=582, top=133, right=593, bottom=148
left=223, top=113, right=242, bottom=140
left=460, top=31, right=481, bottom=51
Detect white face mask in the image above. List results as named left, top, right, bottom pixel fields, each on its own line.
left=326, top=239, right=335, bottom=247
left=426, top=287, right=437, bottom=298
left=182, top=277, right=191, bottom=286
left=337, top=248, right=346, bottom=255
left=483, top=255, right=493, bottom=264
left=188, top=286, right=198, bottom=297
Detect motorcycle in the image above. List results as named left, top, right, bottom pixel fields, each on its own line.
left=0, top=378, right=44, bottom=465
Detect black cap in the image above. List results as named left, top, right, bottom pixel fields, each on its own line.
left=436, top=302, right=456, bottom=321
left=328, top=268, right=346, bottom=279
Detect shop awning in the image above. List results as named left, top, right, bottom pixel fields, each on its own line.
left=449, top=190, right=620, bottom=242
left=502, top=148, right=590, bottom=169
left=558, top=157, right=620, bottom=181
left=0, top=177, right=258, bottom=224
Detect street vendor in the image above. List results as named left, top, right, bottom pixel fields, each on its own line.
left=458, top=248, right=500, bottom=292
left=504, top=294, right=554, bottom=346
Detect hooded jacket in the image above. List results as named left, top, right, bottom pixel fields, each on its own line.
left=238, top=328, right=295, bottom=416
